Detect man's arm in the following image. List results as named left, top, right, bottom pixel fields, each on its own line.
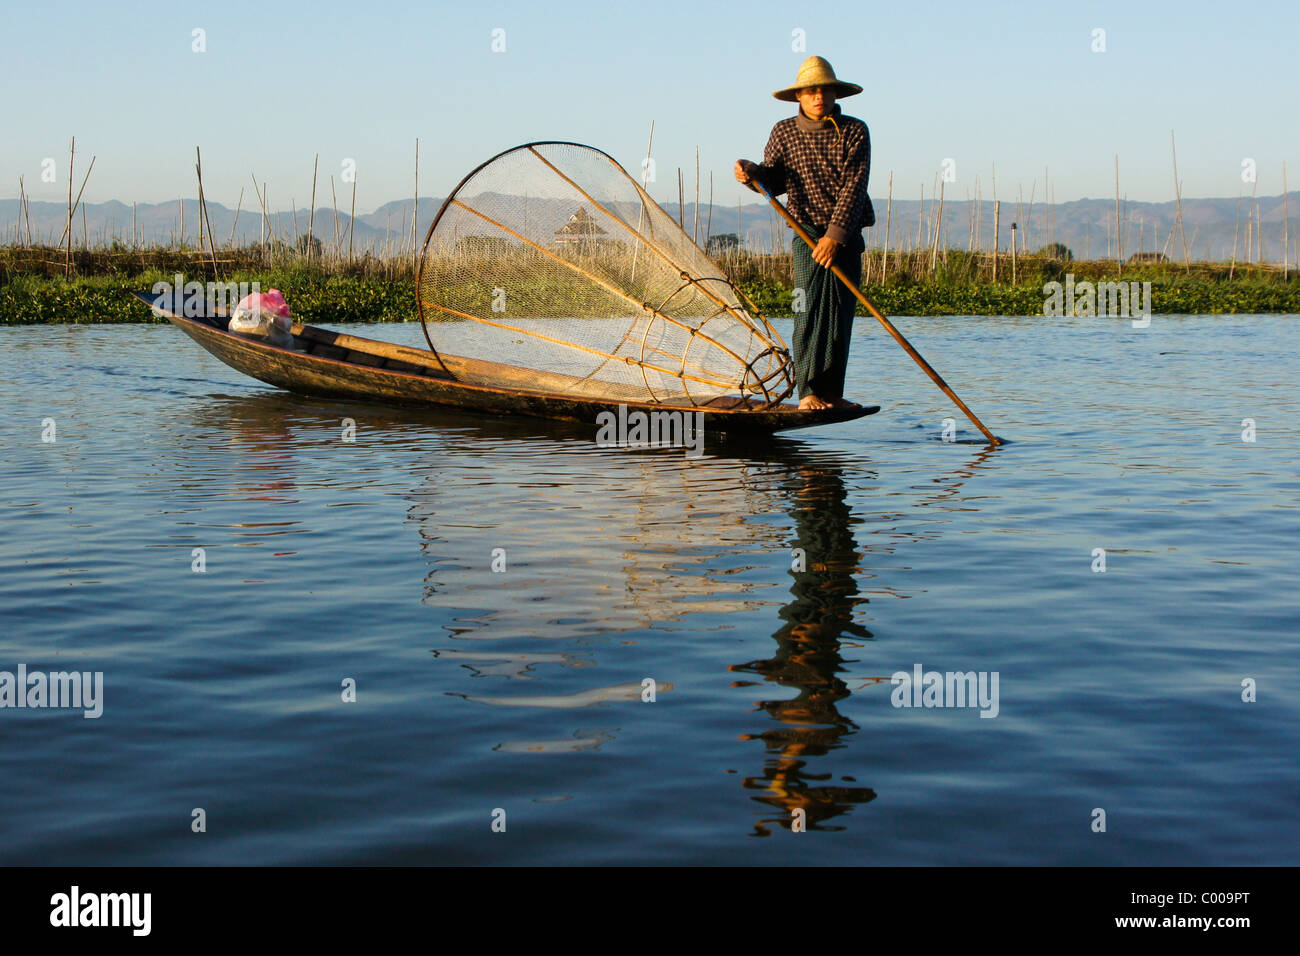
left=825, top=123, right=874, bottom=243
left=736, top=126, right=790, bottom=196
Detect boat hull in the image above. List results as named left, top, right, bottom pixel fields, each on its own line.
left=139, top=293, right=879, bottom=435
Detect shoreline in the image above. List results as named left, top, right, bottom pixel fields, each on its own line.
left=3, top=246, right=1297, bottom=323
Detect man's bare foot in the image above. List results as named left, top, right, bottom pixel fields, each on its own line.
left=831, top=398, right=861, bottom=409
left=799, top=394, right=833, bottom=410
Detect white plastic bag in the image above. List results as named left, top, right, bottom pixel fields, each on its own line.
left=228, top=289, right=295, bottom=348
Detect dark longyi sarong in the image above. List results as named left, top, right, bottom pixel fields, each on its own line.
left=790, top=223, right=864, bottom=401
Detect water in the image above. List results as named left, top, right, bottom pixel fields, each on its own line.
left=1, top=315, right=1297, bottom=865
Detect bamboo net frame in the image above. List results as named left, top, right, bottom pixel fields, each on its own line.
left=415, top=142, right=793, bottom=408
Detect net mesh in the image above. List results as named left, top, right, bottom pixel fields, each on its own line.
left=416, top=142, right=793, bottom=407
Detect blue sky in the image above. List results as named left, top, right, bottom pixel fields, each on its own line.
left=1, top=0, right=1295, bottom=213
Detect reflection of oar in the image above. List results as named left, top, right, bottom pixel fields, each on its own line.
left=750, top=179, right=1001, bottom=446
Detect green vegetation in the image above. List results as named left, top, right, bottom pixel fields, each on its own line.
left=0, top=268, right=416, bottom=325
left=1036, top=242, right=1074, bottom=260
left=733, top=248, right=1300, bottom=317
left=1, top=243, right=1297, bottom=324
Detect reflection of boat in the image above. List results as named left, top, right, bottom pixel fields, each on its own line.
left=132, top=290, right=879, bottom=435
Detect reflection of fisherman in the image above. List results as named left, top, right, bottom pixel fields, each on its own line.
left=732, top=443, right=999, bottom=835
left=734, top=57, right=874, bottom=411
left=733, top=461, right=876, bottom=834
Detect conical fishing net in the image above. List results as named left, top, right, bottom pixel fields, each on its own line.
left=416, top=142, right=793, bottom=407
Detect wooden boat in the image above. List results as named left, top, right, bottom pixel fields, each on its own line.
left=134, top=290, right=879, bottom=435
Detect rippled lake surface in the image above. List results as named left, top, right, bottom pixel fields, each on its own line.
left=2, top=315, right=1297, bottom=865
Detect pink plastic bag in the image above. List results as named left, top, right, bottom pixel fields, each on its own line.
left=229, top=288, right=294, bottom=347
left=235, top=289, right=291, bottom=318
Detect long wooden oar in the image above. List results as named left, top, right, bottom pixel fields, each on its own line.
left=750, top=179, right=1001, bottom=446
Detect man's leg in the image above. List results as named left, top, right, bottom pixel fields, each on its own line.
left=792, top=230, right=862, bottom=408
left=808, top=238, right=863, bottom=404
left=790, top=232, right=829, bottom=408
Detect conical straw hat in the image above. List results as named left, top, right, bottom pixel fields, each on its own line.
left=772, top=56, right=862, bottom=102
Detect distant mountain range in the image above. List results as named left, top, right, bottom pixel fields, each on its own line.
left=2, top=190, right=1296, bottom=263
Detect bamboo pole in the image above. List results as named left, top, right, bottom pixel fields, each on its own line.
left=641, top=121, right=655, bottom=190
left=693, top=146, right=699, bottom=245
left=349, top=171, right=356, bottom=263
left=706, top=171, right=713, bottom=249
left=989, top=164, right=997, bottom=266
left=411, top=139, right=419, bottom=269
left=1254, top=182, right=1261, bottom=265
left=66, top=137, right=74, bottom=276
left=307, top=153, right=318, bottom=262
left=131, top=200, right=136, bottom=250
left=916, top=182, right=924, bottom=253
left=17, top=176, right=30, bottom=248
left=229, top=187, right=244, bottom=249
left=539, top=147, right=784, bottom=341
left=990, top=163, right=997, bottom=239
left=630, top=120, right=655, bottom=282
left=1230, top=191, right=1242, bottom=280
left=196, top=156, right=205, bottom=255
left=1011, top=223, right=1018, bottom=284
left=1284, top=162, right=1290, bottom=280
left=1043, top=166, right=1050, bottom=250
left=1121, top=192, right=1128, bottom=262
left=1245, top=198, right=1253, bottom=268
left=1025, top=180, right=1035, bottom=252
left=58, top=151, right=97, bottom=267
left=1114, top=155, right=1122, bottom=272
left=931, top=172, right=940, bottom=249
left=330, top=175, right=340, bottom=262
left=419, top=299, right=744, bottom=393
left=449, top=200, right=773, bottom=369
left=752, top=179, right=1000, bottom=445
left=677, top=167, right=684, bottom=229
left=930, top=178, right=944, bottom=274
left=1248, top=180, right=1258, bottom=265
left=59, top=155, right=97, bottom=247
left=966, top=189, right=974, bottom=252
left=253, top=176, right=262, bottom=251
left=1170, top=131, right=1189, bottom=272
left=882, top=171, right=892, bottom=284
left=1051, top=184, right=1057, bottom=253
left=992, top=200, right=1000, bottom=282
left=1015, top=184, right=1022, bottom=254
left=196, top=147, right=219, bottom=277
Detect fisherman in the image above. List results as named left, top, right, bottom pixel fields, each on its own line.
left=734, top=56, right=874, bottom=410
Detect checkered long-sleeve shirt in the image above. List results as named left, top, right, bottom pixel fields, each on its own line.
left=745, top=105, right=875, bottom=243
